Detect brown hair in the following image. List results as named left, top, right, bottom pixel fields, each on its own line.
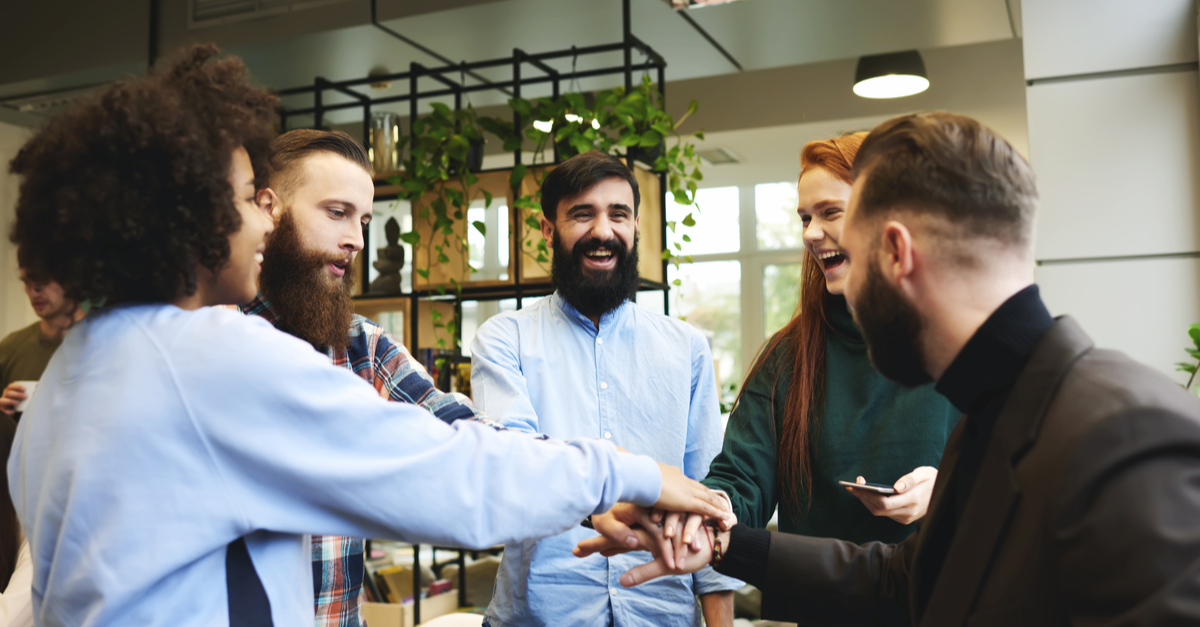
left=268, top=129, right=372, bottom=201
left=9, top=45, right=277, bottom=307
left=736, top=132, right=866, bottom=518
left=539, top=150, right=640, bottom=222
left=851, top=112, right=1037, bottom=250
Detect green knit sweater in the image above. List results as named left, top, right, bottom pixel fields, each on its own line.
left=703, top=296, right=961, bottom=545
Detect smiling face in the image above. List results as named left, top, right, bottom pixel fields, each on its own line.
left=210, top=146, right=273, bottom=306
left=798, top=166, right=853, bottom=295
left=541, top=176, right=641, bottom=318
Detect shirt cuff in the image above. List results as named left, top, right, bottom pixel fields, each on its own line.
left=714, top=524, right=770, bottom=589
left=610, top=451, right=662, bottom=509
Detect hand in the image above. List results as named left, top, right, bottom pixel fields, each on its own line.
left=652, top=462, right=730, bottom=522
left=847, top=466, right=938, bottom=525
left=575, top=503, right=672, bottom=562
left=620, top=524, right=731, bottom=588
left=0, top=383, right=27, bottom=416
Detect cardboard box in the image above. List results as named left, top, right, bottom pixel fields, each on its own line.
left=362, top=591, right=459, bottom=627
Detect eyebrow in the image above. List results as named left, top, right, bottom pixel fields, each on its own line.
left=799, top=199, right=844, bottom=212
left=567, top=202, right=633, bottom=212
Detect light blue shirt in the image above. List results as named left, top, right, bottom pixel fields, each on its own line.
left=8, top=304, right=662, bottom=627
left=472, top=293, right=742, bottom=627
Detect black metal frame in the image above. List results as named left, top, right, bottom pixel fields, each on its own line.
left=278, top=2, right=678, bottom=620
left=276, top=0, right=671, bottom=346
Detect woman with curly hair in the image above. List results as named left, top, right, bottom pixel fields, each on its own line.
left=6, top=46, right=725, bottom=626
left=699, top=134, right=960, bottom=558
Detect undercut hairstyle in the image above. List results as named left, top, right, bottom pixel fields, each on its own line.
left=9, top=44, right=278, bottom=307
left=540, top=150, right=640, bottom=222
left=851, top=112, right=1037, bottom=248
left=268, top=129, right=372, bottom=201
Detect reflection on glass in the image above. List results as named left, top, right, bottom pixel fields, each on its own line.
left=669, top=260, right=742, bottom=387
left=467, top=199, right=511, bottom=282
left=763, top=262, right=804, bottom=338
left=368, top=199, right=413, bottom=293
left=756, top=182, right=802, bottom=250
left=666, top=186, right=740, bottom=255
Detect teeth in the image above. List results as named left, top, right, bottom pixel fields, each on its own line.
left=254, top=253, right=264, bottom=263
left=586, top=251, right=613, bottom=257
left=817, top=251, right=841, bottom=260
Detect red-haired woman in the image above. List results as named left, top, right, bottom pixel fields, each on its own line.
left=702, top=133, right=960, bottom=547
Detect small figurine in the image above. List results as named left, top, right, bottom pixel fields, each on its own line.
left=369, top=217, right=406, bottom=295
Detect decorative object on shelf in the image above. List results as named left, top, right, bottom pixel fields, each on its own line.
left=853, top=50, right=930, bottom=99
left=1175, top=322, right=1200, bottom=397
left=369, top=111, right=402, bottom=172
left=369, top=217, right=406, bottom=295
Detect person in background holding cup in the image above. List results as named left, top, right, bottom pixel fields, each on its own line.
left=0, top=265, right=85, bottom=417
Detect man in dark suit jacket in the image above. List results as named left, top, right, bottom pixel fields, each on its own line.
left=577, top=111, right=1200, bottom=625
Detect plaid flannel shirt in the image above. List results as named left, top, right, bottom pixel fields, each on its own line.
left=239, top=294, right=488, bottom=627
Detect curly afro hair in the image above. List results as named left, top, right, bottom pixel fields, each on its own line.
left=9, top=44, right=278, bottom=307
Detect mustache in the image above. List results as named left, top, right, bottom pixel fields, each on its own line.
left=572, top=237, right=628, bottom=259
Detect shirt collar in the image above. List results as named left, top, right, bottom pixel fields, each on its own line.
left=824, top=294, right=864, bottom=345
left=238, top=292, right=282, bottom=328
left=934, top=284, right=1054, bottom=413
left=551, top=291, right=630, bottom=335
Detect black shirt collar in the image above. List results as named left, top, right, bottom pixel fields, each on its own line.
left=934, top=285, right=1054, bottom=414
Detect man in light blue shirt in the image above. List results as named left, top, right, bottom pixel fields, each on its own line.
left=472, top=151, right=742, bottom=627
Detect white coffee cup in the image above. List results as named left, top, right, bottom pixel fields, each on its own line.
left=12, top=381, right=38, bottom=413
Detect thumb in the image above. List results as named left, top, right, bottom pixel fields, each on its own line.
left=620, top=558, right=673, bottom=587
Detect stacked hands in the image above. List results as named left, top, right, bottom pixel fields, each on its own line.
left=572, top=462, right=737, bottom=587
left=572, top=464, right=939, bottom=587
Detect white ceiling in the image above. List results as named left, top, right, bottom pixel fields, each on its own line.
left=226, top=0, right=1017, bottom=122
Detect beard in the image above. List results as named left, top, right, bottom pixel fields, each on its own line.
left=851, top=258, right=933, bottom=387
left=258, top=210, right=356, bottom=352
left=550, top=232, right=640, bottom=319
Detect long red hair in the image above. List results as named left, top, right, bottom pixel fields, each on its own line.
left=735, top=132, right=866, bottom=518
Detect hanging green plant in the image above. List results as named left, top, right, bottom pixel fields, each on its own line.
left=385, top=102, right=493, bottom=347
left=480, top=74, right=705, bottom=278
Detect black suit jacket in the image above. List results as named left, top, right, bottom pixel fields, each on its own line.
left=757, top=317, right=1200, bottom=626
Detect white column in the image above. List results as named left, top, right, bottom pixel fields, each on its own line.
left=1023, top=0, right=1200, bottom=382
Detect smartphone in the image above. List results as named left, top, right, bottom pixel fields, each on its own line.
left=839, top=480, right=896, bottom=495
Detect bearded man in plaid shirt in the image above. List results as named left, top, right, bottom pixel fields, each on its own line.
left=242, top=129, right=487, bottom=627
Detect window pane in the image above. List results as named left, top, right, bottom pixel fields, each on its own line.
left=666, top=186, right=739, bottom=255
left=669, top=260, right=742, bottom=387
left=763, top=262, right=804, bottom=338
left=755, top=182, right=802, bottom=250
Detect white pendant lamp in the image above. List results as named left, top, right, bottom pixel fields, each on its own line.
left=853, top=50, right=930, bottom=99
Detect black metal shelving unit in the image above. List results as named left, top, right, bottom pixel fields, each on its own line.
left=276, top=0, right=674, bottom=361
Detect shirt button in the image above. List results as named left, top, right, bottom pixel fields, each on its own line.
left=610, top=587, right=619, bottom=596
left=604, top=432, right=612, bottom=439
left=596, top=338, right=603, bottom=345
left=600, top=382, right=608, bottom=389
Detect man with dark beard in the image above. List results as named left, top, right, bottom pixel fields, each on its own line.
left=470, top=151, right=741, bottom=627
left=242, top=129, right=487, bottom=627
left=579, top=112, right=1200, bottom=627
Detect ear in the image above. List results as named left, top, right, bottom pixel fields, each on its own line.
left=540, top=215, right=555, bottom=245
left=879, top=220, right=916, bottom=282
left=257, top=188, right=281, bottom=220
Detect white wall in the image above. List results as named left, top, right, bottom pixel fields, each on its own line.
left=0, top=120, right=35, bottom=338
left=1023, top=0, right=1200, bottom=383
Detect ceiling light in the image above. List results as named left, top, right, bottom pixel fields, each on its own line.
left=532, top=119, right=553, bottom=133
left=697, top=147, right=739, bottom=165
left=853, top=50, right=929, bottom=99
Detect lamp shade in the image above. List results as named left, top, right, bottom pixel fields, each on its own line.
left=853, top=50, right=929, bottom=99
